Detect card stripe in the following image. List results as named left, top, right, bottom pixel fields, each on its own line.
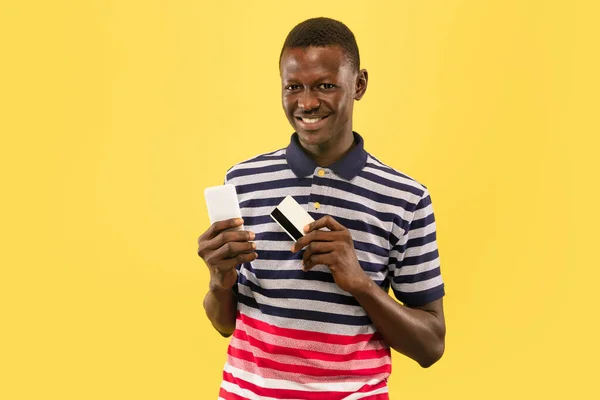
left=270, top=207, right=303, bottom=241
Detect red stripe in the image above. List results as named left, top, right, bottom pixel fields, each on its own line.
left=234, top=328, right=390, bottom=362
left=223, top=371, right=387, bottom=400
left=238, top=311, right=382, bottom=345
left=228, top=346, right=392, bottom=378
left=218, top=387, right=249, bottom=400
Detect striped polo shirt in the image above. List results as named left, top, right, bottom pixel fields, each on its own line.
left=218, top=132, right=445, bottom=400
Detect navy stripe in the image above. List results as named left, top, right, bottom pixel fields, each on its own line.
left=235, top=178, right=312, bottom=195
left=358, top=170, right=424, bottom=197
left=365, top=157, right=420, bottom=184
left=353, top=239, right=388, bottom=258
left=394, top=284, right=445, bottom=307
left=242, top=215, right=278, bottom=227
left=392, top=266, right=442, bottom=284
left=245, top=263, right=336, bottom=283
left=309, top=193, right=410, bottom=228
left=254, top=231, right=294, bottom=242
left=402, top=249, right=439, bottom=267
left=393, top=231, right=437, bottom=254
left=239, top=196, right=310, bottom=209
left=228, top=163, right=290, bottom=179
left=255, top=250, right=302, bottom=261
left=237, top=151, right=286, bottom=165
left=410, top=213, right=436, bottom=230
left=238, top=274, right=359, bottom=306
left=313, top=177, right=420, bottom=209
left=237, top=292, right=372, bottom=326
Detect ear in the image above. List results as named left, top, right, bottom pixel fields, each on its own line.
left=354, top=69, right=368, bottom=101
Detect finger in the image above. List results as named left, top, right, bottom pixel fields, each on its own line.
left=304, top=215, right=344, bottom=234
left=207, top=229, right=255, bottom=251
left=302, top=252, right=334, bottom=272
left=207, top=218, right=245, bottom=239
left=292, top=230, right=336, bottom=252
left=210, top=240, right=257, bottom=264
left=302, top=241, right=334, bottom=264
left=214, top=252, right=258, bottom=273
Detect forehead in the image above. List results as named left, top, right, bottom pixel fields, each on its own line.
left=280, top=46, right=352, bottom=80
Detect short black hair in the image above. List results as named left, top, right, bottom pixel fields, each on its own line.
left=279, top=17, right=360, bottom=72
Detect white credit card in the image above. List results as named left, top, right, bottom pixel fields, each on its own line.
left=270, top=195, right=315, bottom=242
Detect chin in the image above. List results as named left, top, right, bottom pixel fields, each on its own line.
left=296, top=129, right=332, bottom=147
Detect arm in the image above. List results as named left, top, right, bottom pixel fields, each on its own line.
left=294, top=214, right=446, bottom=368
left=351, top=282, right=445, bottom=368
left=197, top=218, right=257, bottom=337
left=203, top=287, right=237, bottom=337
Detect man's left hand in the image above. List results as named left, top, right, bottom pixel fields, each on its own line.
left=291, top=215, right=370, bottom=294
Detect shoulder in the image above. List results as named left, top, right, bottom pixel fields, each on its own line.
left=362, top=153, right=430, bottom=203
left=225, top=147, right=288, bottom=183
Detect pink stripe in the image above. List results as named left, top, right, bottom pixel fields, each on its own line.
left=236, top=316, right=389, bottom=355
left=233, top=328, right=390, bottom=362
left=227, top=358, right=391, bottom=384
left=228, top=346, right=392, bottom=378
left=223, top=371, right=387, bottom=400
left=229, top=336, right=390, bottom=371
left=237, top=311, right=382, bottom=345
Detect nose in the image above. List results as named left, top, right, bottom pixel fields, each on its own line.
left=298, top=89, right=320, bottom=112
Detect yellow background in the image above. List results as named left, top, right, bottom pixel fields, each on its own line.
left=1, top=1, right=599, bottom=398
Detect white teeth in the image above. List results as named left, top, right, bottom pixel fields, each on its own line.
left=301, top=117, right=322, bottom=124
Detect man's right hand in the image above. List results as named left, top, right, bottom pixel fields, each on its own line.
left=197, top=218, right=257, bottom=292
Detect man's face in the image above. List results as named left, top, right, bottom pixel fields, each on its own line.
left=280, top=46, right=366, bottom=148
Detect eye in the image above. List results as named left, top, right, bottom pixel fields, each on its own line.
left=285, top=84, right=301, bottom=91
left=318, top=83, right=336, bottom=90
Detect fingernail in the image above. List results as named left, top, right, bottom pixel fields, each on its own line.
left=291, top=245, right=295, bottom=252
left=251, top=242, right=256, bottom=249
left=249, top=232, right=255, bottom=240
left=303, top=225, right=309, bottom=232
left=237, top=218, right=244, bottom=224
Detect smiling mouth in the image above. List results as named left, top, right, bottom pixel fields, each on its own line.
left=296, top=115, right=329, bottom=124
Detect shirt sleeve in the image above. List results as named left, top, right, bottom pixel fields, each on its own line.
left=387, top=188, right=445, bottom=307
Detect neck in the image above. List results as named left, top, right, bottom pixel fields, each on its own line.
left=299, top=130, right=355, bottom=167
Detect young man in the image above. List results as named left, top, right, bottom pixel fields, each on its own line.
left=198, top=17, right=446, bottom=400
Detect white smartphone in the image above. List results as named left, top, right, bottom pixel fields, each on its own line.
left=204, top=184, right=243, bottom=231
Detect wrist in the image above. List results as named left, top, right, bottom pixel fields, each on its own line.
left=348, top=271, right=376, bottom=298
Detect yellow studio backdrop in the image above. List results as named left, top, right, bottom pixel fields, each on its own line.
left=1, top=0, right=599, bottom=399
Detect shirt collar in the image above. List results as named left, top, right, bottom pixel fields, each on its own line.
left=286, top=131, right=368, bottom=181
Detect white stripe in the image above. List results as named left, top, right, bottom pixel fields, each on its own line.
left=403, top=240, right=438, bottom=259
left=229, top=336, right=389, bottom=370
left=237, top=186, right=312, bottom=203
left=344, top=385, right=389, bottom=399
left=223, top=362, right=385, bottom=393
left=240, top=266, right=387, bottom=293
left=237, top=284, right=367, bottom=317
left=220, top=379, right=279, bottom=400
left=391, top=257, right=440, bottom=277
left=395, top=275, right=444, bottom=293
left=238, top=303, right=377, bottom=335
left=312, top=185, right=414, bottom=216
left=393, top=221, right=437, bottom=249
left=412, top=201, right=434, bottom=221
